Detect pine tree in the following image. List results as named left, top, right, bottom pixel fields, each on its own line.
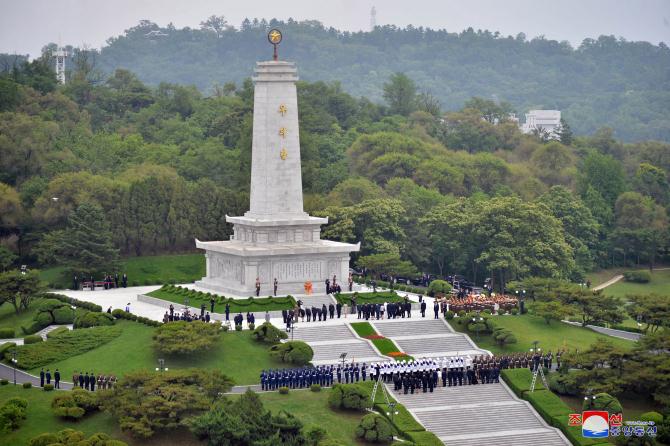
left=56, top=202, right=120, bottom=276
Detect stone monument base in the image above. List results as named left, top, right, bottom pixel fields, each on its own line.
left=195, top=238, right=359, bottom=297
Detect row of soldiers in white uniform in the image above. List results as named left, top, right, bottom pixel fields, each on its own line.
left=372, top=356, right=500, bottom=394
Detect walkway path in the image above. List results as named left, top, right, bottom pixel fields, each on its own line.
left=562, top=320, right=641, bottom=341
left=389, top=380, right=570, bottom=445
left=593, top=275, right=623, bottom=291
left=0, top=362, right=73, bottom=389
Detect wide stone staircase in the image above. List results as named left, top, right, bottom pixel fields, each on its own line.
left=371, top=319, right=487, bottom=358
left=390, top=382, right=570, bottom=445
left=289, top=324, right=385, bottom=364
left=295, top=294, right=337, bottom=309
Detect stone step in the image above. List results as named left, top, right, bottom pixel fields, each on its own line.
left=394, top=335, right=474, bottom=355
left=290, top=325, right=355, bottom=343
left=310, top=341, right=383, bottom=363
left=414, top=402, right=544, bottom=437
left=445, top=430, right=568, bottom=446
left=390, top=383, right=514, bottom=409
left=373, top=319, right=452, bottom=337
left=296, top=294, right=336, bottom=308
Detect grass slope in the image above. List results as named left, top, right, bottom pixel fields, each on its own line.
left=602, top=269, right=670, bottom=298
left=26, top=320, right=282, bottom=385
left=0, top=299, right=47, bottom=337
left=451, top=314, right=634, bottom=354
left=40, top=254, right=205, bottom=289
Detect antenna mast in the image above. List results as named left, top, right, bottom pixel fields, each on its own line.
left=370, top=6, right=377, bottom=31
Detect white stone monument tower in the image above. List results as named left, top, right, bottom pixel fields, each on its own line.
left=195, top=29, right=359, bottom=296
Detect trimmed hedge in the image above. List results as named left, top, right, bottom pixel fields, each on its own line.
left=73, top=309, right=115, bottom=328
left=500, top=368, right=545, bottom=397
left=334, top=291, right=403, bottom=305
left=269, top=341, right=313, bottom=365
left=7, top=326, right=122, bottom=369
left=0, top=342, right=17, bottom=358
left=43, top=384, right=54, bottom=391
left=46, top=327, right=70, bottom=339
left=355, top=413, right=393, bottom=443
left=22, top=382, right=32, bottom=388
left=278, top=386, right=289, bottom=394
left=0, top=327, right=15, bottom=338
left=23, top=335, right=43, bottom=344
left=47, top=293, right=102, bottom=312
left=252, top=322, right=288, bottom=344
left=623, top=270, right=651, bottom=283
left=149, top=285, right=296, bottom=312
left=310, top=384, right=321, bottom=392
left=405, top=431, right=444, bottom=446
left=328, top=384, right=371, bottom=411
left=111, top=309, right=161, bottom=327
left=0, top=379, right=8, bottom=385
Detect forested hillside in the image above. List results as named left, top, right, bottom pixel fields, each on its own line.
left=37, top=17, right=670, bottom=142
left=1, top=51, right=669, bottom=289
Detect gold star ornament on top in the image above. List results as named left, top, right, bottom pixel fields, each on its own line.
left=280, top=148, right=288, bottom=160
left=268, top=29, right=282, bottom=44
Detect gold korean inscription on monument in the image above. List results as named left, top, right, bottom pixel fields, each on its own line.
left=279, top=127, right=287, bottom=138
left=278, top=104, right=287, bottom=116
left=280, top=148, right=287, bottom=160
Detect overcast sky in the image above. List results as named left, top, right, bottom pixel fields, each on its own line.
left=2, top=0, right=669, bottom=58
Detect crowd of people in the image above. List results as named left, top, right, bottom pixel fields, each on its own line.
left=440, top=293, right=519, bottom=314
left=74, top=273, right=128, bottom=291
left=162, top=304, right=213, bottom=323
left=39, top=368, right=61, bottom=389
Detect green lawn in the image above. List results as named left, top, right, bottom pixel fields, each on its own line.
left=26, top=320, right=283, bottom=386
left=239, top=390, right=373, bottom=446
left=40, top=253, right=205, bottom=289
left=451, top=314, right=635, bottom=354
left=602, top=269, right=670, bottom=298
left=0, top=299, right=47, bottom=337
left=147, top=288, right=296, bottom=313
left=349, top=322, right=410, bottom=359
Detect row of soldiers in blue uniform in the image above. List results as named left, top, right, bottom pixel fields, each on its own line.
left=261, top=362, right=373, bottom=390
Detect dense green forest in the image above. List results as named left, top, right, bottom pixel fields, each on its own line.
left=0, top=42, right=668, bottom=289
left=21, top=17, right=670, bottom=142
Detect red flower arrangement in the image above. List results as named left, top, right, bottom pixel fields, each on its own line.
left=364, top=334, right=387, bottom=340
left=387, top=351, right=409, bottom=357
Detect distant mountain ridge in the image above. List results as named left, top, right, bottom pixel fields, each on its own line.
left=90, top=19, right=670, bottom=142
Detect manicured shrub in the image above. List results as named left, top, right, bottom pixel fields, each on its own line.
left=0, top=328, right=15, bottom=338
left=355, top=413, right=393, bottom=443
left=328, top=384, right=371, bottom=411
left=23, top=335, right=43, bottom=344
left=235, top=324, right=243, bottom=331
left=46, top=293, right=102, bottom=313
left=623, top=270, right=651, bottom=283
left=248, top=322, right=255, bottom=330
left=46, top=326, right=69, bottom=339
left=457, top=310, right=466, bottom=317
left=252, top=322, right=288, bottom=344
left=511, top=308, right=519, bottom=315
left=28, top=433, right=59, bottom=446
left=153, top=321, right=221, bottom=355
left=0, top=397, right=28, bottom=432
left=73, top=310, right=115, bottom=328
left=639, top=411, right=663, bottom=424
left=269, top=341, right=314, bottom=365
left=549, top=372, right=579, bottom=396
left=582, top=392, right=623, bottom=414
left=7, top=326, right=122, bottom=369
left=310, top=384, right=321, bottom=392
left=428, top=280, right=452, bottom=296
left=0, top=379, right=8, bottom=385
left=278, top=386, right=289, bottom=394
left=43, top=384, right=54, bottom=391
left=444, top=310, right=455, bottom=320
left=0, top=342, right=16, bottom=357
left=22, top=382, right=32, bottom=388
left=52, top=389, right=98, bottom=419
left=222, top=325, right=230, bottom=332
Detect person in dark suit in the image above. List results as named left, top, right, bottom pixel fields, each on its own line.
left=73, top=275, right=79, bottom=291
left=54, top=369, right=60, bottom=389
left=45, top=369, right=51, bottom=385
left=90, top=372, right=96, bottom=391
left=255, top=277, right=261, bottom=297
left=210, top=297, right=215, bottom=313
left=78, top=372, right=84, bottom=388
left=420, top=301, right=427, bottom=317
left=40, top=369, right=45, bottom=387
left=321, top=304, right=327, bottom=322
left=434, top=301, right=439, bottom=319
left=200, top=303, right=206, bottom=318
left=84, top=372, right=90, bottom=390
left=114, top=273, right=119, bottom=288
left=273, top=278, right=278, bottom=296
left=225, top=303, right=230, bottom=321
left=336, top=302, right=342, bottom=318
left=328, top=303, right=335, bottom=319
